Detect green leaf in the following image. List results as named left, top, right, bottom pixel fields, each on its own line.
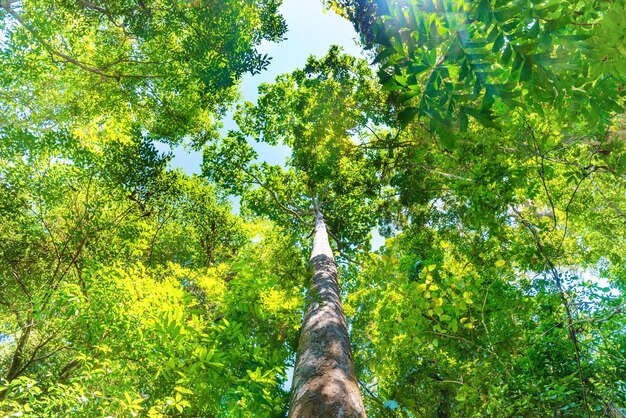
left=493, top=33, right=505, bottom=52
left=398, top=107, right=420, bottom=125
left=174, top=386, right=193, bottom=395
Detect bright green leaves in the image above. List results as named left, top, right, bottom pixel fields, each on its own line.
left=335, top=66, right=626, bottom=414
left=587, top=0, right=626, bottom=79
left=203, top=131, right=259, bottom=195
left=2, top=2, right=625, bottom=416
left=0, top=0, right=287, bottom=144
left=239, top=46, right=383, bottom=180
left=0, top=125, right=305, bottom=416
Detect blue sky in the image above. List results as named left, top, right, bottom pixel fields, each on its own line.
left=165, top=0, right=363, bottom=173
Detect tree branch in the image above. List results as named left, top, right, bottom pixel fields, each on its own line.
left=512, top=207, right=591, bottom=413
left=241, top=166, right=306, bottom=223
left=590, top=173, right=626, bottom=218
left=326, top=227, right=363, bottom=266
left=3, top=6, right=162, bottom=79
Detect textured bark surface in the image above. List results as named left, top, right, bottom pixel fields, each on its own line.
left=288, top=206, right=366, bottom=418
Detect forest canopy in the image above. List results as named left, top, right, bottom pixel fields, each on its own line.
left=1, top=0, right=625, bottom=417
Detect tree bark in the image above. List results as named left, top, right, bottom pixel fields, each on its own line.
left=288, top=199, right=366, bottom=417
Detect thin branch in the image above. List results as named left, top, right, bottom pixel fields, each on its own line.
left=3, top=6, right=162, bottom=79
left=363, top=124, right=386, bottom=144
left=513, top=207, right=591, bottom=414
left=570, top=305, right=624, bottom=328
left=590, top=173, right=626, bottom=218
left=75, top=0, right=107, bottom=13
left=147, top=208, right=175, bottom=267
left=241, top=166, right=306, bottom=223
left=554, top=171, right=588, bottom=259
left=539, top=154, right=557, bottom=228
left=523, top=116, right=557, bottom=228
left=356, top=378, right=386, bottom=409
left=10, top=269, right=31, bottom=299
left=326, top=227, right=363, bottom=267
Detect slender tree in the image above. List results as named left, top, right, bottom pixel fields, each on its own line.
left=204, top=47, right=386, bottom=415
left=288, top=195, right=365, bottom=417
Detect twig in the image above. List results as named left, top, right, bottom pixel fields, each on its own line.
left=241, top=166, right=306, bottom=223
left=3, top=6, right=162, bottom=80
left=513, top=207, right=591, bottom=414
left=590, top=173, right=626, bottom=218
left=326, top=228, right=363, bottom=266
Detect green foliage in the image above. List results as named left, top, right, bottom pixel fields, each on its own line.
left=0, top=129, right=304, bottom=416
left=2, top=2, right=626, bottom=417
left=333, top=0, right=625, bottom=144
left=204, top=47, right=386, bottom=250
left=348, top=229, right=626, bottom=416
left=342, top=101, right=626, bottom=416
left=0, top=0, right=286, bottom=144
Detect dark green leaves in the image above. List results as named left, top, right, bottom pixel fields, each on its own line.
left=338, top=0, right=624, bottom=146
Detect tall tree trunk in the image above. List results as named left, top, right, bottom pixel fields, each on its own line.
left=288, top=199, right=366, bottom=417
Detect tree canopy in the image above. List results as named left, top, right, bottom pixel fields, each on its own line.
left=1, top=0, right=286, bottom=143
left=1, top=0, right=626, bottom=417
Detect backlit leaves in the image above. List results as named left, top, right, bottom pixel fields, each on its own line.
left=339, top=0, right=625, bottom=145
